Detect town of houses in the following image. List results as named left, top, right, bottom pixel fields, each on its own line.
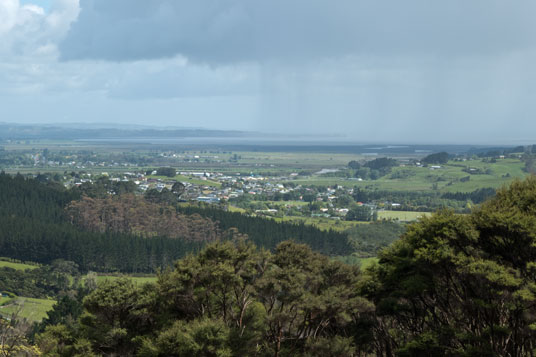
left=62, top=169, right=379, bottom=220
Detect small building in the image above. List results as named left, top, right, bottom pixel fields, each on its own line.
left=196, top=196, right=220, bottom=204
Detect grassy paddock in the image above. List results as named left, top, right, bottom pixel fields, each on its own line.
left=284, top=159, right=527, bottom=192
left=272, top=216, right=366, bottom=232
left=95, top=275, right=157, bottom=285
left=0, top=259, right=39, bottom=270
left=0, top=296, right=11, bottom=305
left=265, top=200, right=309, bottom=207
left=359, top=257, right=380, bottom=269
left=333, top=256, right=379, bottom=268
left=0, top=297, right=56, bottom=322
left=228, top=205, right=247, bottom=213
left=377, top=211, right=431, bottom=221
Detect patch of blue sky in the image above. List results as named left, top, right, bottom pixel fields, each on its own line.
left=20, top=0, right=51, bottom=13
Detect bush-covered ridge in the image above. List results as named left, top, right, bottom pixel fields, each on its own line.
left=37, top=240, right=370, bottom=356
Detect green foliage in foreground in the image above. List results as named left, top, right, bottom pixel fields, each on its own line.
left=37, top=241, right=371, bottom=356
left=32, top=175, right=536, bottom=356
left=364, top=176, right=536, bottom=355
left=95, top=275, right=157, bottom=285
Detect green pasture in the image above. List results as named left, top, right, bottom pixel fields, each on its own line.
left=0, top=297, right=56, bottom=322
left=0, top=296, right=11, bottom=305
left=0, top=260, right=39, bottom=270
left=95, top=275, right=157, bottom=285
left=284, top=177, right=360, bottom=188
left=359, top=257, right=380, bottom=269
left=333, top=256, right=379, bottom=268
left=266, top=200, right=308, bottom=207
left=287, top=159, right=527, bottom=193
left=273, top=216, right=365, bottom=232
left=228, top=205, right=247, bottom=213
left=232, top=152, right=366, bottom=169
left=377, top=211, right=431, bottom=221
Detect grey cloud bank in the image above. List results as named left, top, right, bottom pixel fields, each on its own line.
left=60, top=0, right=536, bottom=63
left=0, top=0, right=535, bottom=144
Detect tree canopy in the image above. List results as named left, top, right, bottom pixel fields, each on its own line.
left=363, top=157, right=398, bottom=170
left=421, top=151, right=449, bottom=164
left=38, top=241, right=372, bottom=356
left=365, top=176, right=536, bottom=355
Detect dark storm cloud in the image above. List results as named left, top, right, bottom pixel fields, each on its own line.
left=5, top=0, right=534, bottom=143
left=60, top=0, right=536, bottom=63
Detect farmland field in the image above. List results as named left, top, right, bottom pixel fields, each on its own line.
left=286, top=158, right=526, bottom=193
left=0, top=296, right=11, bottom=305
left=0, top=297, right=56, bottom=322
left=272, top=216, right=365, bottom=231
left=0, top=259, right=39, bottom=270
left=377, top=211, right=431, bottom=221
left=334, top=256, right=379, bottom=268
left=95, top=275, right=157, bottom=285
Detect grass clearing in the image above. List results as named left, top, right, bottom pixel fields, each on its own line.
left=273, top=216, right=366, bottom=232
left=0, top=259, right=39, bottom=270
left=234, top=151, right=365, bottom=169
left=333, top=256, right=379, bottom=268
left=266, top=200, right=309, bottom=207
left=0, top=297, right=56, bottom=322
left=95, top=275, right=157, bottom=285
left=377, top=211, right=431, bottom=221
left=359, top=257, right=379, bottom=269
left=228, top=205, right=247, bottom=213
left=0, top=296, right=11, bottom=305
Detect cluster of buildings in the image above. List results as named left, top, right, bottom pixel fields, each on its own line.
left=69, top=170, right=299, bottom=205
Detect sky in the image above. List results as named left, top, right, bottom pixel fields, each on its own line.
left=1, top=0, right=536, bottom=144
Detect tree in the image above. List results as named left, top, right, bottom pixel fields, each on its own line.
left=158, top=240, right=268, bottom=340
left=79, top=278, right=156, bottom=355
left=348, top=160, right=361, bottom=170
left=364, top=158, right=398, bottom=171
left=157, top=167, right=176, bottom=177
left=138, top=318, right=233, bottom=357
left=37, top=324, right=96, bottom=356
left=256, top=241, right=370, bottom=356
left=1, top=316, right=40, bottom=356
left=336, top=194, right=355, bottom=207
left=365, top=176, right=536, bottom=355
left=346, top=205, right=372, bottom=221
left=421, top=152, right=449, bottom=165
left=522, top=153, right=535, bottom=173
left=171, top=181, right=186, bottom=198
left=37, top=293, right=85, bottom=331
